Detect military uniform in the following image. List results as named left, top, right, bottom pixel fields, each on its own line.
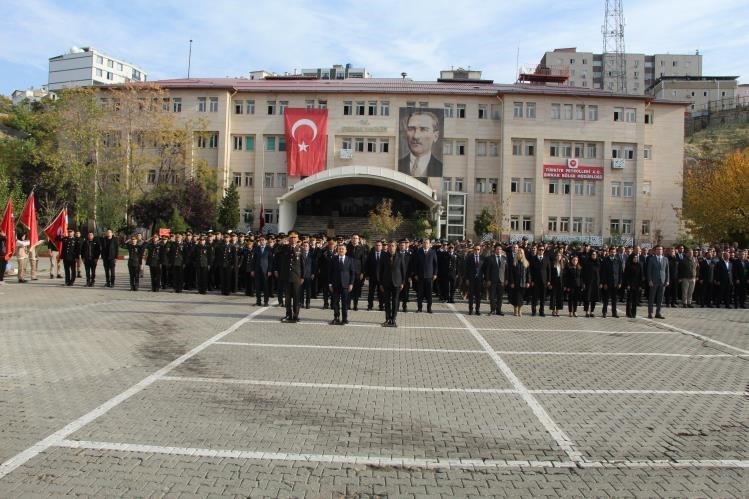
left=61, top=234, right=80, bottom=286
left=169, top=239, right=186, bottom=293
left=217, top=239, right=236, bottom=296
left=194, top=241, right=213, bottom=294
left=80, top=237, right=101, bottom=286
left=145, top=239, right=164, bottom=292
left=124, top=240, right=144, bottom=290
left=278, top=244, right=305, bottom=321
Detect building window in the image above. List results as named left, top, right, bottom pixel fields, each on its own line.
left=318, top=100, right=327, bottom=109
left=641, top=220, right=651, bottom=236
left=644, top=146, right=652, bottom=160
left=611, top=145, right=622, bottom=158
left=444, top=103, right=454, bottom=118
left=147, top=170, right=156, bottom=184
left=475, top=178, right=487, bottom=193
left=586, top=182, right=596, bottom=196
left=576, top=104, right=586, bottom=120
left=584, top=217, right=594, bottom=233
left=548, top=216, right=558, bottom=232
left=454, top=177, right=464, bottom=192
left=107, top=59, right=113, bottom=68
left=406, top=101, right=415, bottom=108
left=95, top=68, right=103, bottom=77
left=548, top=180, right=558, bottom=194
left=574, top=142, right=584, bottom=158
left=243, top=136, right=254, bottom=151
left=343, top=101, right=352, bottom=115
left=197, top=97, right=206, bottom=112
left=305, top=99, right=315, bottom=109
left=455, top=141, right=466, bottom=156
left=342, top=137, right=351, bottom=150
left=572, top=217, right=582, bottom=233
left=586, top=143, right=597, bottom=158
left=562, top=180, right=571, bottom=195
left=476, top=140, right=487, bottom=156
left=443, top=141, right=453, bottom=155
left=525, top=102, right=536, bottom=118
left=367, top=101, right=377, bottom=116
left=478, top=104, right=487, bottom=119
left=623, top=182, right=634, bottom=198
left=106, top=71, right=113, bottom=80
left=551, top=103, right=561, bottom=119
left=610, top=219, right=620, bottom=234
left=644, top=111, right=653, bottom=124
left=442, top=177, right=452, bottom=191
left=419, top=101, right=429, bottom=108
left=624, top=146, right=635, bottom=160
left=367, top=138, right=377, bottom=152
left=233, top=135, right=243, bottom=150
left=244, top=173, right=253, bottom=187
left=233, top=172, right=242, bottom=187
left=355, top=138, right=364, bottom=152
left=510, top=216, right=520, bottom=231
left=264, top=173, right=274, bottom=188
left=355, top=101, right=365, bottom=115
left=267, top=101, right=276, bottom=115
left=563, top=104, right=573, bottom=120
left=523, top=178, right=533, bottom=193
left=550, top=142, right=560, bottom=157
left=625, top=108, right=636, bottom=122
left=380, top=101, right=389, bottom=116
left=246, top=100, right=255, bottom=114
left=488, top=141, right=498, bottom=157
left=491, top=104, right=500, bottom=119
left=611, top=182, right=621, bottom=197
left=574, top=180, right=584, bottom=196
left=622, top=219, right=632, bottom=234
left=379, top=139, right=389, bottom=153
left=613, top=107, right=624, bottom=122
left=279, top=101, right=288, bottom=114
left=512, top=140, right=522, bottom=156
left=561, top=143, right=572, bottom=157
left=209, top=97, right=218, bottom=112
left=526, top=142, right=535, bottom=156
left=522, top=216, right=532, bottom=231
left=560, top=217, right=570, bottom=232
left=277, top=173, right=287, bottom=188
left=456, top=104, right=466, bottom=118
left=587, top=105, right=598, bottom=121
left=265, top=136, right=276, bottom=151
left=511, top=178, right=519, bottom=193
left=278, top=136, right=286, bottom=152
left=234, top=100, right=244, bottom=114
left=96, top=55, right=103, bottom=64
left=513, top=102, right=523, bottom=118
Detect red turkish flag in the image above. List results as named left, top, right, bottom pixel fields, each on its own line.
left=43, top=207, right=68, bottom=253
left=19, top=192, right=38, bottom=246
left=284, top=108, right=328, bottom=176
left=0, top=198, right=15, bottom=258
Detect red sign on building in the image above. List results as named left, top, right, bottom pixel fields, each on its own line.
left=543, top=163, right=604, bottom=181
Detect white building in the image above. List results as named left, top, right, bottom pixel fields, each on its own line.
left=48, top=47, right=147, bottom=91
left=11, top=86, right=56, bottom=106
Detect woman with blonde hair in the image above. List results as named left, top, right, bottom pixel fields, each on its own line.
left=549, top=250, right=565, bottom=316
left=509, top=247, right=530, bottom=316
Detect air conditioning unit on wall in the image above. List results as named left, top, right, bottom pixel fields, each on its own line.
left=611, top=158, right=625, bottom=169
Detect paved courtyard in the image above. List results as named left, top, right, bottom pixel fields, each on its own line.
left=0, top=266, right=747, bottom=497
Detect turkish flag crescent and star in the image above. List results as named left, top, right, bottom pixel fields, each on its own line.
left=1, top=198, right=16, bottom=258
left=43, top=207, right=68, bottom=253
left=19, top=192, right=38, bottom=246
left=284, top=108, right=328, bottom=176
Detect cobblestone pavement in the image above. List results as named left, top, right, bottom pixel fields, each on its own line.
left=0, top=265, right=747, bottom=497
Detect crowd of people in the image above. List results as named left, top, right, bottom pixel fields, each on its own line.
left=1, top=227, right=747, bottom=327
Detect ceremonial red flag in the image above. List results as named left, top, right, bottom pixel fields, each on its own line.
left=19, top=192, right=38, bottom=246
left=0, top=198, right=15, bottom=258
left=284, top=108, right=328, bottom=176
left=43, top=207, right=67, bottom=253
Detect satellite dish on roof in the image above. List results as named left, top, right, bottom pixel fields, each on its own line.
left=69, top=46, right=84, bottom=54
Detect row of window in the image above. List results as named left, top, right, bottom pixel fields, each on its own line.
left=94, top=55, right=142, bottom=79
left=514, top=101, right=654, bottom=124
left=547, top=217, right=596, bottom=234
left=547, top=180, right=598, bottom=196
left=511, top=217, right=651, bottom=236
left=549, top=103, right=599, bottom=121
left=342, top=137, right=390, bottom=153
left=231, top=172, right=288, bottom=189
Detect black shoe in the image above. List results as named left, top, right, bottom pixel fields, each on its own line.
left=655, top=314, right=665, bottom=319
left=353, top=305, right=358, bottom=311
left=367, top=306, right=373, bottom=311
left=305, top=304, right=310, bottom=309
left=468, top=310, right=473, bottom=315
left=612, top=314, right=619, bottom=318
left=531, top=312, right=537, bottom=317
left=539, top=312, right=545, bottom=317
left=427, top=308, right=433, bottom=314
left=475, top=311, right=481, bottom=316
left=498, top=311, right=504, bottom=316
left=379, top=306, right=385, bottom=311
left=256, top=302, right=262, bottom=306
left=341, top=319, right=349, bottom=325
left=323, top=304, right=329, bottom=310
left=330, top=319, right=340, bottom=325
left=381, top=321, right=390, bottom=327
left=391, top=322, right=398, bottom=328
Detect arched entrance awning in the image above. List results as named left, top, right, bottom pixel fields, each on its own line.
left=277, top=166, right=441, bottom=235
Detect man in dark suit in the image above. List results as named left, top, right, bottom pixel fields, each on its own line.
left=733, top=249, right=748, bottom=308
left=378, top=241, right=407, bottom=327
left=600, top=246, right=623, bottom=318
left=329, top=243, right=356, bottom=325
left=646, top=245, right=670, bottom=319
left=99, top=229, right=119, bottom=287
left=485, top=244, right=508, bottom=315
left=412, top=239, right=439, bottom=313
left=317, top=239, right=337, bottom=309
left=365, top=240, right=384, bottom=311
left=300, top=240, right=315, bottom=309
left=252, top=235, right=273, bottom=306
left=713, top=249, right=734, bottom=308
left=529, top=246, right=550, bottom=316
left=439, top=243, right=459, bottom=303
left=346, top=234, right=367, bottom=311
left=399, top=239, right=413, bottom=312
left=464, top=244, right=485, bottom=315
left=397, top=110, right=443, bottom=179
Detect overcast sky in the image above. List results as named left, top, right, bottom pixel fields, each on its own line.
left=1, top=0, right=746, bottom=95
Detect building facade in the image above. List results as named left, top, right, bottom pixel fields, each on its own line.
left=539, top=48, right=702, bottom=95
left=647, top=76, right=739, bottom=114
left=49, top=47, right=147, bottom=91
left=11, top=86, right=56, bottom=106
left=138, top=76, right=685, bottom=244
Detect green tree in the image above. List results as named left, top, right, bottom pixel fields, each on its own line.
left=473, top=207, right=493, bottom=238
left=217, top=183, right=240, bottom=231
left=167, top=207, right=188, bottom=233
left=368, top=198, right=403, bottom=240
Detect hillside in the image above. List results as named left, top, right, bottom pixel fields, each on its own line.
left=685, top=123, right=749, bottom=162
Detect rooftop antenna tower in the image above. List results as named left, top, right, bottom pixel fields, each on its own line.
left=602, top=0, right=627, bottom=94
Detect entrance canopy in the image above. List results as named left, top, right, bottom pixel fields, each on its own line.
left=277, top=166, right=441, bottom=234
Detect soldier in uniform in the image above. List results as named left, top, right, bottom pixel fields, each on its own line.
left=317, top=238, right=337, bottom=310
left=277, top=231, right=305, bottom=322
left=123, top=234, right=144, bottom=291
left=253, top=235, right=273, bottom=305
left=398, top=239, right=413, bottom=312
left=145, top=234, right=163, bottom=292
left=300, top=240, right=315, bottom=309
left=160, top=235, right=171, bottom=289
left=240, top=237, right=255, bottom=297
left=365, top=240, right=385, bottom=311
left=346, top=234, right=368, bottom=311
left=169, top=233, right=186, bottom=293
left=61, top=228, right=80, bottom=286
left=100, top=229, right=119, bottom=287
left=379, top=240, right=407, bottom=327
left=217, top=233, right=236, bottom=296
left=194, top=236, right=212, bottom=295
left=183, top=231, right=196, bottom=290
left=80, top=232, right=101, bottom=287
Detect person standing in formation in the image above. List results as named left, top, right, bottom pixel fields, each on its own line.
left=61, top=229, right=79, bottom=286
left=100, top=229, right=118, bottom=288
left=329, top=243, right=356, bottom=325
left=278, top=231, right=304, bottom=323
left=145, top=235, right=163, bottom=292
left=378, top=240, right=406, bottom=327
left=80, top=232, right=101, bottom=287
left=464, top=243, right=485, bottom=316
left=123, top=234, right=143, bottom=291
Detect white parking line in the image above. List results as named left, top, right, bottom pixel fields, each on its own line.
left=0, top=307, right=269, bottom=481
left=159, top=376, right=747, bottom=396
left=478, top=327, right=676, bottom=335
left=640, top=318, right=749, bottom=355
left=54, top=440, right=749, bottom=469
left=249, top=319, right=463, bottom=330
left=497, top=351, right=732, bottom=358
left=448, top=304, right=587, bottom=464
left=214, top=341, right=486, bottom=354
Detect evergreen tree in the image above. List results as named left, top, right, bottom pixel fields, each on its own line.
left=217, top=183, right=240, bottom=231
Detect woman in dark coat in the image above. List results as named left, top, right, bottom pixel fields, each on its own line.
left=549, top=251, right=565, bottom=316
left=623, top=252, right=644, bottom=318
left=564, top=255, right=583, bottom=317
left=582, top=250, right=601, bottom=317
left=508, top=248, right=531, bottom=317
